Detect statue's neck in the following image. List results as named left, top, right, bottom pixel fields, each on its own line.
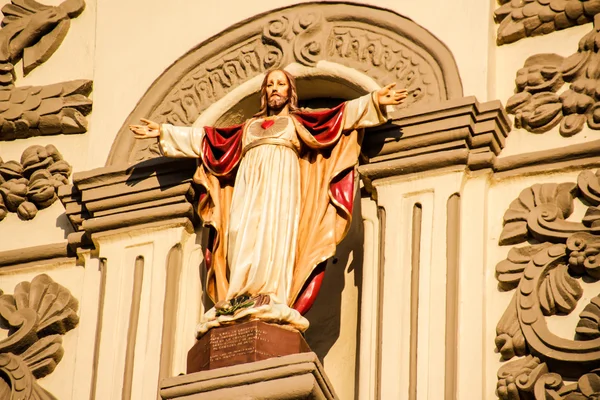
left=267, top=104, right=290, bottom=117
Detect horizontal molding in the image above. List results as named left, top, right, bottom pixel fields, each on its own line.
left=360, top=96, right=511, bottom=183
left=361, top=96, right=600, bottom=183
left=493, top=139, right=600, bottom=178
left=0, top=242, right=72, bottom=268
left=59, top=157, right=198, bottom=250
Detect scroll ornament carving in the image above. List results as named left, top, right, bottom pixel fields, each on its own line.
left=0, top=0, right=93, bottom=141
left=505, top=16, right=600, bottom=137
left=0, top=274, right=79, bottom=400
left=0, top=144, right=71, bottom=221
left=494, top=0, right=600, bottom=45
left=135, top=10, right=439, bottom=161
left=493, top=169, right=600, bottom=399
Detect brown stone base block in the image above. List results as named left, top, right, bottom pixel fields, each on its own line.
left=187, top=320, right=311, bottom=373
left=161, top=352, right=338, bottom=400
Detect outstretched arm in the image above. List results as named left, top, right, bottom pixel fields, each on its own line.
left=129, top=118, right=203, bottom=158
left=343, top=83, right=408, bottom=130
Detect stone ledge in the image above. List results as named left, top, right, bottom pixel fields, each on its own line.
left=58, top=157, right=198, bottom=250
left=0, top=242, right=72, bottom=268
left=160, top=352, right=337, bottom=400
left=360, top=96, right=511, bottom=182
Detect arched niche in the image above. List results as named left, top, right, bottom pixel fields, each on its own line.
left=107, top=1, right=463, bottom=165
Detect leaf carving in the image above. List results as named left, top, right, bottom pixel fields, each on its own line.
left=499, top=183, right=577, bottom=246
left=496, top=243, right=553, bottom=290
left=539, top=264, right=583, bottom=316
left=496, top=295, right=527, bottom=360
left=576, top=296, right=600, bottom=340
left=0, top=274, right=79, bottom=399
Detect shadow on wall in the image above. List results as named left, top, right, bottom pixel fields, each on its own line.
left=303, top=192, right=364, bottom=370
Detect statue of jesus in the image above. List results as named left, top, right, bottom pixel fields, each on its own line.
left=130, top=70, right=407, bottom=335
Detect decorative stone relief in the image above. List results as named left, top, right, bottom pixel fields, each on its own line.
left=0, top=144, right=72, bottom=221
left=0, top=0, right=92, bottom=140
left=0, top=274, right=79, bottom=400
left=152, top=13, right=437, bottom=127
left=0, top=0, right=85, bottom=86
left=494, top=0, right=600, bottom=45
left=494, top=169, right=600, bottom=399
left=505, top=15, right=600, bottom=137
left=0, top=80, right=92, bottom=140
left=107, top=2, right=463, bottom=165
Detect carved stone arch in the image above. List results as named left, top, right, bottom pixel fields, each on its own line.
left=107, top=1, right=463, bottom=165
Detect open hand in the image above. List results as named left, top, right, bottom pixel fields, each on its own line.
left=129, top=118, right=160, bottom=139
left=377, top=83, right=408, bottom=106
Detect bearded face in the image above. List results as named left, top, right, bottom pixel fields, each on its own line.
left=268, top=92, right=288, bottom=110
left=265, top=70, right=290, bottom=112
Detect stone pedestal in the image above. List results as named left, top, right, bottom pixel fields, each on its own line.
left=161, top=352, right=337, bottom=400
left=187, top=320, right=311, bottom=373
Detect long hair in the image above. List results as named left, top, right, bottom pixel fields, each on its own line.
left=254, top=69, right=299, bottom=117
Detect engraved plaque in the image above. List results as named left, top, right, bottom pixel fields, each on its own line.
left=187, top=320, right=311, bottom=373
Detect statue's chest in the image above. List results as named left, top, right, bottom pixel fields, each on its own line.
left=246, top=117, right=291, bottom=140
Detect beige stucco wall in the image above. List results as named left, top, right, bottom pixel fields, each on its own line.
left=1, top=0, right=600, bottom=399
left=0, top=0, right=494, bottom=252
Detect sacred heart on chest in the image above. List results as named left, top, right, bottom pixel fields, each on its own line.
left=250, top=117, right=289, bottom=138
left=261, top=119, right=275, bottom=130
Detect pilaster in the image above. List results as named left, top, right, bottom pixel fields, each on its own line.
left=58, top=157, right=203, bottom=400
left=358, top=96, right=510, bottom=400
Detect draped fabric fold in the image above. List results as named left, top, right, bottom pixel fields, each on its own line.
left=201, top=124, right=244, bottom=176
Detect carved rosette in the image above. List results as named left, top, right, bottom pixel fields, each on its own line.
left=0, top=144, right=72, bottom=221
left=0, top=274, right=79, bottom=400
left=494, top=169, right=600, bottom=399
left=494, top=0, right=600, bottom=46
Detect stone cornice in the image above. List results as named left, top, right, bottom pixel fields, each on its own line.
left=160, top=352, right=337, bottom=399
left=359, top=96, right=512, bottom=183
left=58, top=157, right=198, bottom=250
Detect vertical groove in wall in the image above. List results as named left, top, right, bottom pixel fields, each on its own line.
left=375, top=206, right=386, bottom=400
left=408, top=203, right=423, bottom=400
left=122, top=256, right=145, bottom=400
left=445, top=194, right=461, bottom=400
left=90, top=258, right=107, bottom=400
left=158, top=244, right=183, bottom=395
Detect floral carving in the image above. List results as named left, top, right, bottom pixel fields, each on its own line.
left=0, top=144, right=71, bottom=221
left=576, top=295, right=600, bottom=340
left=327, top=27, right=434, bottom=109
left=0, top=0, right=93, bottom=141
left=0, top=274, right=79, bottom=400
left=130, top=8, right=446, bottom=161
left=150, top=12, right=328, bottom=128
left=499, top=182, right=577, bottom=245
left=493, top=169, right=600, bottom=399
left=506, top=17, right=600, bottom=137
left=494, top=0, right=600, bottom=46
